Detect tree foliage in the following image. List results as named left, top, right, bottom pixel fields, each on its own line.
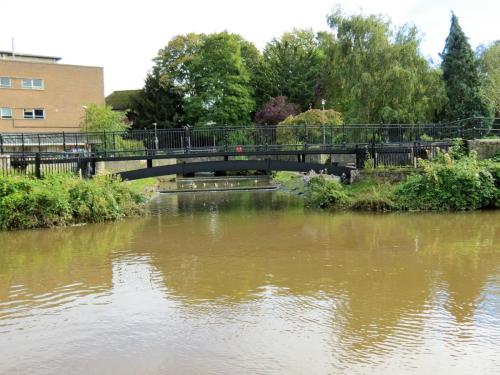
left=277, top=109, right=343, bottom=145
left=184, top=32, right=255, bottom=126
left=441, top=13, right=491, bottom=121
left=132, top=10, right=494, bottom=127
left=255, top=96, right=300, bottom=125
left=131, top=69, right=183, bottom=129
left=478, top=41, right=500, bottom=117
left=323, top=9, right=446, bottom=124
left=279, top=109, right=343, bottom=125
left=257, top=29, right=325, bottom=110
left=148, top=32, right=256, bottom=126
left=81, top=104, right=128, bottom=132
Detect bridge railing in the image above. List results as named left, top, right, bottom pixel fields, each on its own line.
left=0, top=118, right=498, bottom=157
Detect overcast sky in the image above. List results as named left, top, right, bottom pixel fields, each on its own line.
left=1, top=0, right=498, bottom=95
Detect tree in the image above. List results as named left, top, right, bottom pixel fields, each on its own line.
left=183, top=32, right=255, bottom=126
left=258, top=29, right=325, bottom=110
left=441, top=13, right=491, bottom=121
left=131, top=69, right=183, bottom=129
left=255, top=96, right=300, bottom=125
left=149, top=32, right=257, bottom=126
left=154, top=33, right=204, bottom=98
left=81, top=104, right=128, bottom=132
left=279, top=109, right=343, bottom=126
left=323, top=8, right=446, bottom=124
left=478, top=41, right=500, bottom=117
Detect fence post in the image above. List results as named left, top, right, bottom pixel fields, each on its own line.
left=103, top=131, right=107, bottom=156
left=21, top=133, right=25, bottom=156
left=0, top=133, right=3, bottom=154
left=62, top=132, right=66, bottom=152
left=371, top=141, right=376, bottom=169
left=35, top=153, right=41, bottom=178
left=413, top=142, right=418, bottom=168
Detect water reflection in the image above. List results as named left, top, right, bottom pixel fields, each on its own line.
left=0, top=192, right=499, bottom=374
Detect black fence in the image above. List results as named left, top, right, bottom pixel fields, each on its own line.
left=0, top=142, right=455, bottom=178
left=0, top=154, right=93, bottom=178
left=0, top=117, right=498, bottom=158
left=0, top=117, right=497, bottom=178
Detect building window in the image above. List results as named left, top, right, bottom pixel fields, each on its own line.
left=21, top=78, right=44, bottom=90
left=0, top=108, right=12, bottom=119
left=23, top=108, right=45, bottom=119
left=0, top=77, right=11, bottom=88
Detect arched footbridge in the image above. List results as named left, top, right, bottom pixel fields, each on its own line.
left=118, top=159, right=355, bottom=181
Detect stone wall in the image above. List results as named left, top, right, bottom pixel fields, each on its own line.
left=466, top=139, right=500, bottom=159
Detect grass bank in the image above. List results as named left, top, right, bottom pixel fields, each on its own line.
left=273, top=146, right=500, bottom=211
left=0, top=174, right=147, bottom=231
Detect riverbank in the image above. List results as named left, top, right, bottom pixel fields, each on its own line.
left=0, top=175, right=147, bottom=231
left=274, top=147, right=500, bottom=211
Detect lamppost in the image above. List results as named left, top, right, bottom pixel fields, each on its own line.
left=321, top=99, right=326, bottom=111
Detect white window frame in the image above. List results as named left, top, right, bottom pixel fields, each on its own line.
left=21, top=78, right=44, bottom=90
left=23, top=108, right=45, bottom=119
left=0, top=77, right=11, bottom=88
left=0, top=108, right=13, bottom=119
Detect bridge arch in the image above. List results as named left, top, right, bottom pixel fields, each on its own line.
left=118, top=160, right=354, bottom=181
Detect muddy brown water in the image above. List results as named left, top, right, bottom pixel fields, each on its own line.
left=1, top=191, right=499, bottom=374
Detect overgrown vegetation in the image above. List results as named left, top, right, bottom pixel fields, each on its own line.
left=395, top=149, right=498, bottom=210
left=0, top=175, right=146, bottom=231
left=274, top=142, right=500, bottom=211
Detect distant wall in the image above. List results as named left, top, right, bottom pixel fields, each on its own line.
left=466, top=139, right=500, bottom=159
left=96, top=159, right=176, bottom=176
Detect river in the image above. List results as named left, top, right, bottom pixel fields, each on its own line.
left=1, top=191, right=499, bottom=374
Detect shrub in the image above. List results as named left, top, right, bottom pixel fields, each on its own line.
left=395, top=150, right=497, bottom=210
left=0, top=175, right=145, bottom=230
left=304, top=175, right=348, bottom=208
left=277, top=109, right=343, bottom=145
left=255, top=96, right=300, bottom=125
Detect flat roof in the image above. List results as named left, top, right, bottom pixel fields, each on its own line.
left=0, top=50, right=62, bottom=61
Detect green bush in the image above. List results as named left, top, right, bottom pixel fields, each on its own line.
left=277, top=109, right=343, bottom=145
left=0, top=175, right=145, bottom=230
left=395, top=150, right=497, bottom=210
left=304, top=175, right=348, bottom=208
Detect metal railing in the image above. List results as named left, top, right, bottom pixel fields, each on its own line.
left=0, top=117, right=498, bottom=157
left=0, top=117, right=497, bottom=178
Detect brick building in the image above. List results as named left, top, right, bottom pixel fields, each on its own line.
left=0, top=51, right=104, bottom=133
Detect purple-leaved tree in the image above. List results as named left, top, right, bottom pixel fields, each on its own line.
left=255, top=96, right=301, bottom=125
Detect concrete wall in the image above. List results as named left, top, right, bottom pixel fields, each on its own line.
left=0, top=59, right=104, bottom=132
left=466, top=139, right=500, bottom=160
left=95, top=159, right=176, bottom=176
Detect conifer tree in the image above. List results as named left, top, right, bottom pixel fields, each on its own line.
left=441, top=13, right=491, bottom=121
